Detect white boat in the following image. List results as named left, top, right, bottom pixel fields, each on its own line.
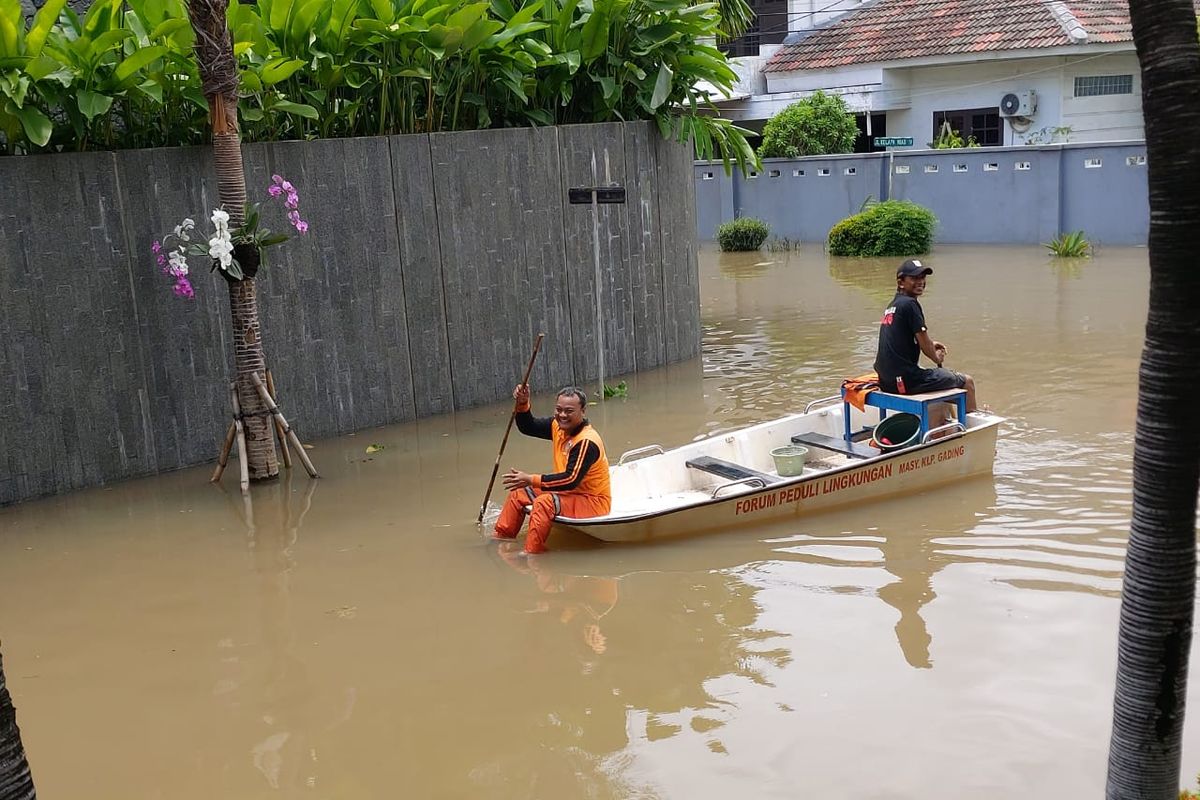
left=550, top=393, right=1003, bottom=544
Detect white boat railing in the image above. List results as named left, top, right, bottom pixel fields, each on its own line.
left=921, top=422, right=966, bottom=443
left=804, top=394, right=842, bottom=413
left=617, top=444, right=665, bottom=465
left=711, top=477, right=767, bottom=498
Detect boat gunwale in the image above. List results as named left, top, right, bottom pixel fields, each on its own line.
left=554, top=414, right=1003, bottom=528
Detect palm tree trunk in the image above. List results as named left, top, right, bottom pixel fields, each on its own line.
left=0, top=646, right=35, bottom=800
left=1106, top=1, right=1200, bottom=797
left=187, top=0, right=278, bottom=481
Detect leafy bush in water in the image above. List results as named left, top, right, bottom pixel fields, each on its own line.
left=827, top=201, right=936, bottom=257
left=717, top=217, right=769, bottom=251
left=758, top=91, right=858, bottom=158
left=0, top=0, right=758, bottom=173
left=1043, top=230, right=1091, bottom=257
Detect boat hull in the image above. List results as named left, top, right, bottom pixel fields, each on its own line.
left=552, top=422, right=999, bottom=543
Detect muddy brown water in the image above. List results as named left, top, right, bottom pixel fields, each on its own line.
left=0, top=244, right=1192, bottom=798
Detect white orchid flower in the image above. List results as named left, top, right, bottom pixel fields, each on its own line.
left=208, top=234, right=234, bottom=269
left=210, top=209, right=231, bottom=237
left=174, top=217, right=196, bottom=242
left=168, top=249, right=190, bottom=277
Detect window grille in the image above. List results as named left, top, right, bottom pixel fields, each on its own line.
left=1074, top=75, right=1133, bottom=97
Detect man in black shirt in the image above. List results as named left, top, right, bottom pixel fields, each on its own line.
left=874, top=259, right=978, bottom=413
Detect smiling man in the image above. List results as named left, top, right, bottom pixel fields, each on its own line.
left=492, top=385, right=611, bottom=554
left=874, top=259, right=979, bottom=413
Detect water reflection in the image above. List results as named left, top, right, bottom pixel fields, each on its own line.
left=220, top=476, right=353, bottom=795
left=763, top=478, right=997, bottom=669
left=494, top=542, right=618, bottom=657
left=826, top=255, right=901, bottom=306
left=475, top=538, right=793, bottom=793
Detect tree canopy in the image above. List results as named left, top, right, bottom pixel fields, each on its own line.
left=758, top=91, right=859, bottom=159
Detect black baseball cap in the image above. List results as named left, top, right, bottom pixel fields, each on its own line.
left=897, top=259, right=933, bottom=277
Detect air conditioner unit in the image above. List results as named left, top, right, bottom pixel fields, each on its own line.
left=1000, top=90, right=1037, bottom=117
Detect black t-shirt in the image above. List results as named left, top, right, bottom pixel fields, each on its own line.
left=874, top=292, right=926, bottom=382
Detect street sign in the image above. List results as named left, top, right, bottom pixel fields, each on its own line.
left=873, top=137, right=914, bottom=148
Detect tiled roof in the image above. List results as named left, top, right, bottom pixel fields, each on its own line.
left=763, top=0, right=1136, bottom=73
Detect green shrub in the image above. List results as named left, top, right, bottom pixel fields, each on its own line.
left=0, top=0, right=758, bottom=172
left=716, top=217, right=770, bottom=251
left=758, top=91, right=859, bottom=158
left=1044, top=230, right=1091, bottom=257
left=827, top=201, right=937, bottom=257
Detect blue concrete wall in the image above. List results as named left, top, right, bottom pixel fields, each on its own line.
left=696, top=141, right=1149, bottom=246
left=1059, top=143, right=1150, bottom=245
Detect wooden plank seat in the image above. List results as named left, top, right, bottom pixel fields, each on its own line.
left=843, top=387, right=968, bottom=442
left=792, top=432, right=877, bottom=460
left=686, top=456, right=782, bottom=484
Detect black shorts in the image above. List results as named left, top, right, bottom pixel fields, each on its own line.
left=884, top=368, right=966, bottom=395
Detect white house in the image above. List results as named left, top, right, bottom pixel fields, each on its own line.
left=718, top=0, right=1151, bottom=148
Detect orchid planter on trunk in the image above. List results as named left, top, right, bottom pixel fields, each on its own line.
left=153, top=179, right=311, bottom=488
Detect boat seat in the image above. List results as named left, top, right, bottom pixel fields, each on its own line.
left=792, top=432, right=877, bottom=460
left=685, top=456, right=782, bottom=484
left=842, top=387, right=968, bottom=442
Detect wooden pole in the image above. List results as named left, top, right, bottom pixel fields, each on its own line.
left=477, top=333, right=545, bottom=524
left=266, top=370, right=292, bottom=470
left=230, top=383, right=250, bottom=496
left=250, top=373, right=319, bottom=478
left=210, top=421, right=237, bottom=482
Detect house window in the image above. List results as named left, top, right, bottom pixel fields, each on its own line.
left=932, top=108, right=1002, bottom=147
left=1074, top=75, right=1133, bottom=97
left=718, top=0, right=787, bottom=56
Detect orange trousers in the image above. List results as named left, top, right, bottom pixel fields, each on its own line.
left=494, top=487, right=610, bottom=554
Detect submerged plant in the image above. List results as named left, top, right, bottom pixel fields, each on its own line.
left=764, top=236, right=801, bottom=252
left=1044, top=230, right=1091, bottom=257
left=827, top=201, right=936, bottom=257
left=716, top=217, right=770, bottom=251
left=602, top=381, right=629, bottom=399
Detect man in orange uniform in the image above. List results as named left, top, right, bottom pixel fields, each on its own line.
left=493, top=384, right=611, bottom=554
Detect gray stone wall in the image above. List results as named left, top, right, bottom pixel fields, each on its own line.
left=0, top=122, right=700, bottom=505
left=696, top=141, right=1150, bottom=246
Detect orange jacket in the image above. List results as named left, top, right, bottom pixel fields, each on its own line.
left=515, top=409, right=611, bottom=504
left=842, top=372, right=880, bottom=412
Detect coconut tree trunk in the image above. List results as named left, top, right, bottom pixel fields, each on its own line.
left=0, top=646, right=35, bottom=800
left=1105, top=1, right=1200, bottom=797
left=187, top=0, right=278, bottom=481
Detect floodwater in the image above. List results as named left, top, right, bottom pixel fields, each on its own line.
left=0, top=244, right=1193, bottom=798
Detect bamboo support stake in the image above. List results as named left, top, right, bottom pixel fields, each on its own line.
left=250, top=372, right=319, bottom=478
left=266, top=370, right=292, bottom=470
left=211, top=421, right=237, bottom=482
left=231, top=383, right=250, bottom=495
